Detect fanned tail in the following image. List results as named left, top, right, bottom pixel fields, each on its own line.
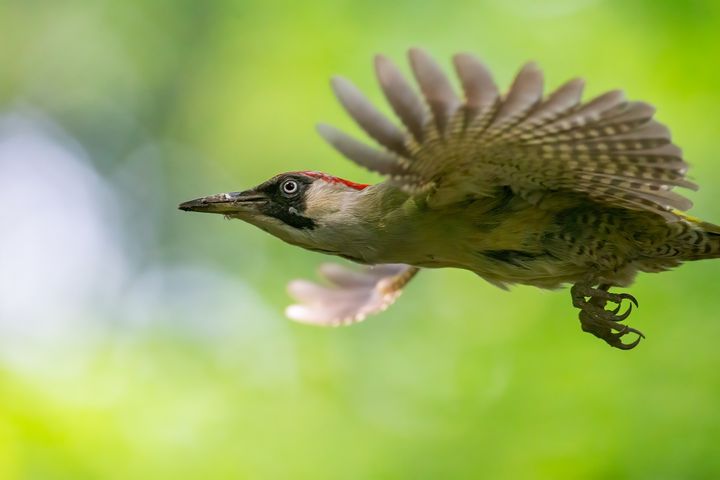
left=671, top=212, right=720, bottom=260
left=686, top=229, right=720, bottom=260
left=683, top=231, right=720, bottom=260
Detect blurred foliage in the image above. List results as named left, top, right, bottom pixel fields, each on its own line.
left=1, top=0, right=720, bottom=478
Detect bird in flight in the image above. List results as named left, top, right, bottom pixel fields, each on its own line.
left=180, top=48, right=719, bottom=350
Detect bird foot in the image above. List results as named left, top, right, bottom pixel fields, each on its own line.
left=571, top=283, right=644, bottom=350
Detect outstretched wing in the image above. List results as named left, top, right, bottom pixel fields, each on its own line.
left=318, top=48, right=697, bottom=219
left=286, top=263, right=419, bottom=326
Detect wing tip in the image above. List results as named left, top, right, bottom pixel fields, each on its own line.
left=315, top=122, right=337, bottom=141
left=407, top=46, right=429, bottom=60
left=373, top=53, right=389, bottom=68
left=329, top=75, right=356, bottom=98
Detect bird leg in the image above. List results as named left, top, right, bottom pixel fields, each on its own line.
left=570, top=282, right=644, bottom=350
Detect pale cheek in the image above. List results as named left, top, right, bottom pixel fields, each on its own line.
left=303, top=184, right=350, bottom=217
left=303, top=197, right=346, bottom=220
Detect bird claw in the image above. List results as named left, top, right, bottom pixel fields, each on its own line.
left=613, top=292, right=639, bottom=309
left=572, top=283, right=644, bottom=350
left=607, top=325, right=645, bottom=350
left=614, top=303, right=633, bottom=321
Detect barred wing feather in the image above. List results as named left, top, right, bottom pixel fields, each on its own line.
left=319, top=48, right=697, bottom=219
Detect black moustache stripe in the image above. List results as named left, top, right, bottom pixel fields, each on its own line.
left=263, top=205, right=317, bottom=229
left=254, top=173, right=318, bottom=230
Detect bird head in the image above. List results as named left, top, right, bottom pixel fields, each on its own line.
left=179, top=171, right=371, bottom=252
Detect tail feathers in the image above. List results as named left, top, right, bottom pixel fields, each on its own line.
left=663, top=210, right=720, bottom=260
left=698, top=221, right=720, bottom=235
left=681, top=224, right=720, bottom=260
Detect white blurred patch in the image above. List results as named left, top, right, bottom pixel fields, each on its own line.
left=0, top=114, right=125, bottom=373
left=0, top=113, right=298, bottom=397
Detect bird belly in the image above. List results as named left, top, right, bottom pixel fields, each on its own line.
left=408, top=248, right=588, bottom=290
left=359, top=190, right=694, bottom=290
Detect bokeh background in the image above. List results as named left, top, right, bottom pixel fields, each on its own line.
left=1, top=0, right=720, bottom=478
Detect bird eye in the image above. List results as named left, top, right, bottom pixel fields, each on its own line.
left=281, top=179, right=300, bottom=197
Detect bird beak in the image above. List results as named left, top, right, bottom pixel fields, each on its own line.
left=178, top=190, right=268, bottom=215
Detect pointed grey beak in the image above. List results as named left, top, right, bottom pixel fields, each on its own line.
left=178, top=190, right=267, bottom=214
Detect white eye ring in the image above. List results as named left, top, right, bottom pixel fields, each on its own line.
left=281, top=179, right=299, bottom=196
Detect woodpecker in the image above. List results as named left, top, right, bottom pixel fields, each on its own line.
left=180, top=48, right=720, bottom=350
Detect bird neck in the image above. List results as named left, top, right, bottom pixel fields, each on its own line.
left=304, top=182, right=411, bottom=263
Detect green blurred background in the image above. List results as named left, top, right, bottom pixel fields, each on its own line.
left=1, top=0, right=719, bottom=478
